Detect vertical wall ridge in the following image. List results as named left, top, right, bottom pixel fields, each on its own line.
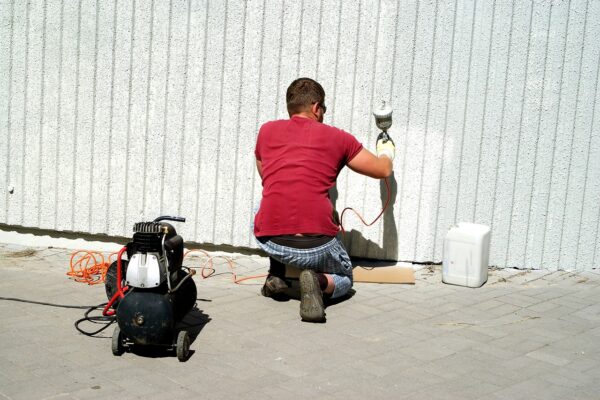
left=20, top=0, right=31, bottom=225
left=453, top=1, right=479, bottom=227
left=490, top=0, right=515, bottom=261
left=104, top=0, right=118, bottom=233
left=176, top=0, right=192, bottom=218
left=229, top=0, right=248, bottom=244
left=122, top=0, right=136, bottom=233
left=70, top=0, right=82, bottom=230
left=210, top=0, right=229, bottom=243
left=192, top=1, right=210, bottom=240
left=505, top=0, right=534, bottom=267
left=36, top=0, right=48, bottom=227
left=359, top=0, right=381, bottom=227
left=524, top=1, right=553, bottom=267
left=159, top=0, right=174, bottom=215
left=341, top=0, right=362, bottom=217
left=579, top=32, right=600, bottom=268
left=432, top=0, right=459, bottom=260
left=87, top=0, right=100, bottom=232
left=558, top=0, right=589, bottom=269
left=5, top=0, right=16, bottom=223
left=414, top=0, right=440, bottom=259
left=314, top=0, right=324, bottom=80
left=247, top=0, right=267, bottom=247
left=52, top=0, right=63, bottom=229
left=473, top=0, right=497, bottom=222
left=140, top=0, right=155, bottom=218
left=396, top=0, right=421, bottom=259
left=540, top=0, right=571, bottom=268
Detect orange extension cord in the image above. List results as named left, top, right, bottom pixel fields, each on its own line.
left=67, top=249, right=266, bottom=285
left=67, top=251, right=118, bottom=285
left=67, top=177, right=390, bottom=285
left=183, top=249, right=266, bottom=284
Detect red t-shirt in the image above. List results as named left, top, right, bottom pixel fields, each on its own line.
left=254, top=116, right=363, bottom=237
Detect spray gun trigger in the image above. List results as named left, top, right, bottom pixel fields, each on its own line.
left=377, top=131, right=394, bottom=145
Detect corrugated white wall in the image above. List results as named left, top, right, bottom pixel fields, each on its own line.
left=1, top=0, right=599, bottom=270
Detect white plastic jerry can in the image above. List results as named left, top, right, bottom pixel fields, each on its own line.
left=442, top=222, right=491, bottom=288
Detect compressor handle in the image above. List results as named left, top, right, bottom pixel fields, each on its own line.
left=153, top=215, right=186, bottom=223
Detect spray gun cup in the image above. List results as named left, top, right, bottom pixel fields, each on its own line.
left=373, top=100, right=393, bottom=132
left=375, top=116, right=392, bottom=132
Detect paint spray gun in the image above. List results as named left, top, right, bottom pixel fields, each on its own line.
left=339, top=101, right=394, bottom=232
left=373, top=100, right=395, bottom=161
left=373, top=100, right=394, bottom=144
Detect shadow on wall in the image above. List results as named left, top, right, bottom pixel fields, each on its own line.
left=330, top=173, right=399, bottom=261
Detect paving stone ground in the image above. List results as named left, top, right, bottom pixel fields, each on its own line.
left=0, top=242, right=599, bottom=399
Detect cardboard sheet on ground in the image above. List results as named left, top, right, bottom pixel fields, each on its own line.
left=285, top=263, right=415, bottom=284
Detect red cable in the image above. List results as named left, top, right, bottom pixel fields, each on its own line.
left=102, top=246, right=129, bottom=316
left=339, top=177, right=390, bottom=234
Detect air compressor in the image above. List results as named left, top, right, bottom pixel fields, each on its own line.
left=104, top=216, right=197, bottom=361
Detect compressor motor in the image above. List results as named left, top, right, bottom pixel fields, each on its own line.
left=106, top=216, right=197, bottom=361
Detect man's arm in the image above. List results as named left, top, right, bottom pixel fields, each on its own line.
left=347, top=148, right=393, bottom=179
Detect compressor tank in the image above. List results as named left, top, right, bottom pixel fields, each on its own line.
left=118, top=290, right=174, bottom=345
left=117, top=272, right=197, bottom=345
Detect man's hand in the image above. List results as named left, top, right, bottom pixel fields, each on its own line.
left=376, top=132, right=395, bottom=161
left=348, top=148, right=393, bottom=179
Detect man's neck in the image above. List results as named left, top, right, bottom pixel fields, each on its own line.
left=291, top=112, right=318, bottom=121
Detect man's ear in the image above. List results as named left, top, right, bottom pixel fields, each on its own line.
left=310, top=102, right=320, bottom=115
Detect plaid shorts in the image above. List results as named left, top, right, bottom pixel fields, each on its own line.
left=256, top=236, right=353, bottom=298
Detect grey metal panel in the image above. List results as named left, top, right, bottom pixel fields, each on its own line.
left=162, top=0, right=190, bottom=228
left=180, top=0, right=208, bottom=242
left=482, top=0, right=515, bottom=268
left=558, top=0, right=595, bottom=270
left=493, top=0, right=531, bottom=269
left=141, top=0, right=170, bottom=227
left=434, top=0, right=477, bottom=264
left=123, top=0, right=152, bottom=235
left=504, top=0, right=537, bottom=269
left=88, top=0, right=115, bottom=234
left=541, top=0, right=582, bottom=270
left=196, top=0, right=226, bottom=244
left=2, top=0, right=600, bottom=270
left=428, top=0, right=458, bottom=262
left=230, top=0, right=261, bottom=248
left=55, top=0, right=78, bottom=232
left=589, top=59, right=600, bottom=268
left=6, top=0, right=28, bottom=227
left=389, top=0, right=419, bottom=262
left=527, top=0, right=569, bottom=271
left=71, top=0, right=96, bottom=233
left=521, top=0, right=554, bottom=269
left=39, top=0, right=61, bottom=230
left=413, top=0, right=443, bottom=262
left=22, top=0, right=44, bottom=229
left=212, top=0, right=246, bottom=245
left=0, top=0, right=12, bottom=225
left=578, top=0, right=600, bottom=270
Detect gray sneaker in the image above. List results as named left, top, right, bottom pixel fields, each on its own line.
left=261, top=275, right=288, bottom=298
left=299, top=270, right=325, bottom=322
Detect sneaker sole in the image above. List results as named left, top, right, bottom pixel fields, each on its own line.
left=299, top=270, right=325, bottom=322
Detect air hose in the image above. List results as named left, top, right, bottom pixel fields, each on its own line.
left=340, top=176, right=391, bottom=234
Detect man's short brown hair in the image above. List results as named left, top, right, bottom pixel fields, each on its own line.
left=286, top=78, right=325, bottom=115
